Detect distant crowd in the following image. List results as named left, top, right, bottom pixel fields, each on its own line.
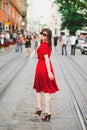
left=53, top=32, right=87, bottom=56
left=0, top=30, right=87, bottom=56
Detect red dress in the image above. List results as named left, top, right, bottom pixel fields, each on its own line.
left=33, top=41, right=59, bottom=94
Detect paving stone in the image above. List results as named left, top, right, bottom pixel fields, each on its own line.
left=52, top=119, right=82, bottom=130
left=13, top=121, right=52, bottom=130
left=0, top=47, right=85, bottom=130
left=0, top=127, right=7, bottom=130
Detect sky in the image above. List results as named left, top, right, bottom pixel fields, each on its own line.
left=29, top=0, right=52, bottom=20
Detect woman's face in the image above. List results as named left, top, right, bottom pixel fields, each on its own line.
left=41, top=31, right=48, bottom=41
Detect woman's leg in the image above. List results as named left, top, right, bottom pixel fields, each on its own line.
left=44, top=93, right=51, bottom=114
left=27, top=48, right=30, bottom=56
left=36, top=92, right=42, bottom=109
left=34, top=92, right=42, bottom=116
left=20, top=44, right=22, bottom=53
left=41, top=93, right=51, bottom=121
left=62, top=45, right=64, bottom=55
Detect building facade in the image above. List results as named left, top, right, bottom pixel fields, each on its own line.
left=0, top=0, right=27, bottom=34
left=50, top=3, right=62, bottom=36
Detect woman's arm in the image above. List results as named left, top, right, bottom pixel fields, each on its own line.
left=44, top=55, right=54, bottom=80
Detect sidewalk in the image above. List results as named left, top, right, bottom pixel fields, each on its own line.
left=7, top=49, right=82, bottom=130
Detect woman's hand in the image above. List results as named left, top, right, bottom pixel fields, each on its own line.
left=48, top=71, right=54, bottom=81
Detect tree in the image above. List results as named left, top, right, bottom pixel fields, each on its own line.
left=54, top=0, right=87, bottom=33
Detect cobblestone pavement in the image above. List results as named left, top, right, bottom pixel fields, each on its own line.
left=0, top=46, right=83, bottom=130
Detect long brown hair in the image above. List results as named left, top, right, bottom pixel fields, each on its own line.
left=41, top=28, right=52, bottom=47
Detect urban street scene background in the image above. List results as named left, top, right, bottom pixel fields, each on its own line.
left=0, top=0, right=87, bottom=130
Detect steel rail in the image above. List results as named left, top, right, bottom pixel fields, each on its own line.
left=68, top=55, right=87, bottom=81
left=0, top=49, right=35, bottom=98
left=55, top=52, right=87, bottom=130
left=0, top=53, right=22, bottom=72
left=0, top=55, right=27, bottom=98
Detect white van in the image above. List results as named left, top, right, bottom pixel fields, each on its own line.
left=75, top=30, right=87, bottom=49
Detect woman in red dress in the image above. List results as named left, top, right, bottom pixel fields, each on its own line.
left=33, top=28, right=59, bottom=121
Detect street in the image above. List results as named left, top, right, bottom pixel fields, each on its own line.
left=0, top=44, right=87, bottom=130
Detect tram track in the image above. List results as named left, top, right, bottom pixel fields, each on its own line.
left=0, top=54, right=23, bottom=73
left=0, top=53, right=27, bottom=98
left=68, top=55, right=87, bottom=81
left=61, top=55, right=87, bottom=99
left=55, top=52, right=87, bottom=130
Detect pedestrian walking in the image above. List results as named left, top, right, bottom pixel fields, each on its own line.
left=33, top=28, right=59, bottom=121
left=25, top=32, right=32, bottom=57
left=53, top=35, right=58, bottom=50
left=5, top=31, right=10, bottom=41
left=15, top=32, right=20, bottom=52
left=33, top=33, right=39, bottom=57
left=70, top=33, right=77, bottom=56
left=12, top=31, right=17, bottom=42
left=19, top=34, right=25, bottom=53
left=0, top=31, right=5, bottom=45
left=61, top=32, right=67, bottom=55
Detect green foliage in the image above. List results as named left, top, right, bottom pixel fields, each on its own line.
left=54, top=0, right=87, bottom=33
left=41, top=24, right=48, bottom=28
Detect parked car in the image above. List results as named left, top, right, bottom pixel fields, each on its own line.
left=75, top=38, right=85, bottom=49
left=80, top=43, right=87, bottom=54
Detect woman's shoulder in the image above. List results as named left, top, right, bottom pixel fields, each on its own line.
left=41, top=41, right=51, bottom=50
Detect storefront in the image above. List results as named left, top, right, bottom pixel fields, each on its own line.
left=0, top=22, right=4, bottom=33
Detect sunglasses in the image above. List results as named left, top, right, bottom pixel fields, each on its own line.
left=40, top=32, right=48, bottom=37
